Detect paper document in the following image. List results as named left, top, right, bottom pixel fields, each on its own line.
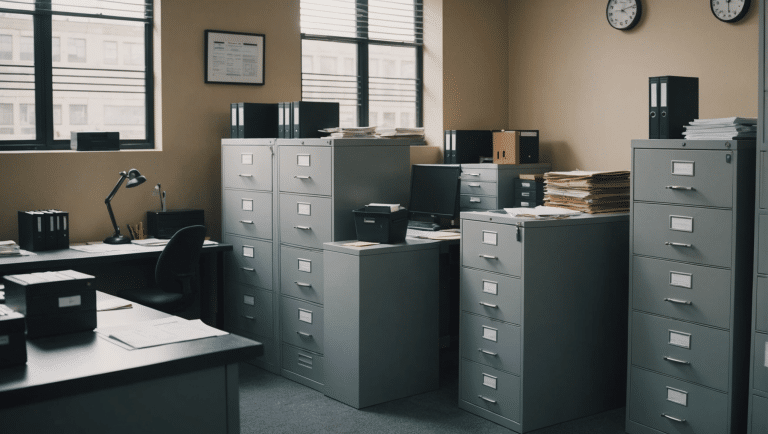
left=96, top=316, right=228, bottom=349
left=97, top=299, right=133, bottom=311
left=70, top=244, right=147, bottom=254
left=504, top=206, right=582, bottom=218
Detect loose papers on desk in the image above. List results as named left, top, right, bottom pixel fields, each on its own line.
left=543, top=170, right=630, bottom=214
left=503, top=206, right=581, bottom=219
left=683, top=117, right=757, bottom=140
left=96, top=316, right=228, bottom=349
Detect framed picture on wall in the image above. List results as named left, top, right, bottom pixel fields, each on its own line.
left=204, top=30, right=265, bottom=85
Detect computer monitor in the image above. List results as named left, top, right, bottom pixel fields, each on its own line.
left=408, top=165, right=462, bottom=223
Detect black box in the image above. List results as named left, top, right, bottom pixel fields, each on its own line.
left=70, top=132, right=120, bottom=151
left=147, top=209, right=205, bottom=239
left=444, top=130, right=493, bottom=164
left=352, top=207, right=408, bottom=244
left=3, top=270, right=96, bottom=339
left=238, top=102, right=279, bottom=138
left=291, top=101, right=340, bottom=138
left=0, top=305, right=27, bottom=367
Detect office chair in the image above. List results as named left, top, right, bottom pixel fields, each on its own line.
left=121, top=225, right=207, bottom=314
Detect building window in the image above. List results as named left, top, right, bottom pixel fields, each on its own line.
left=0, top=104, right=13, bottom=135
left=0, top=1, right=154, bottom=150
left=301, top=0, right=423, bottom=127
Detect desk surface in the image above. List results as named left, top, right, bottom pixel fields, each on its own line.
left=0, top=292, right=262, bottom=409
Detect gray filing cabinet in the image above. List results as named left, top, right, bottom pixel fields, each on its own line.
left=323, top=239, right=439, bottom=408
left=459, top=163, right=550, bottom=211
left=458, top=211, right=629, bottom=432
left=627, top=139, right=755, bottom=434
left=276, top=138, right=413, bottom=392
left=220, top=138, right=279, bottom=373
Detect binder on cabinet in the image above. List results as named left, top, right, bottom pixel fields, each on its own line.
left=651, top=76, right=698, bottom=139
left=649, top=77, right=659, bottom=139
left=291, top=101, right=339, bottom=139
left=230, top=103, right=239, bottom=138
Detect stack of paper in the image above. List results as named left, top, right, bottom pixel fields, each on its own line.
left=543, top=170, right=630, bottom=214
left=96, top=316, right=228, bottom=350
left=375, top=127, right=425, bottom=139
left=0, top=240, right=21, bottom=257
left=320, top=126, right=377, bottom=138
left=683, top=117, right=757, bottom=140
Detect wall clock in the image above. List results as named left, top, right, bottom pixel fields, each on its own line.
left=606, top=0, right=642, bottom=31
left=711, top=0, right=751, bottom=23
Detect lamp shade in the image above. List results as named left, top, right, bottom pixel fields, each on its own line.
left=126, top=169, right=146, bottom=188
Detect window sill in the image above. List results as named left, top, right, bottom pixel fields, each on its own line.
left=0, top=148, right=159, bottom=155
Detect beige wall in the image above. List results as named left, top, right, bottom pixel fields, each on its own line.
left=508, top=0, right=759, bottom=171
left=0, top=0, right=301, bottom=243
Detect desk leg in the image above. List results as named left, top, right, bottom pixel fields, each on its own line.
left=226, top=363, right=240, bottom=434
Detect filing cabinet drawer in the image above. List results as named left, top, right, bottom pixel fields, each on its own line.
left=460, top=267, right=521, bottom=325
left=281, top=245, right=324, bottom=305
left=460, top=181, right=497, bottom=196
left=628, top=366, right=728, bottom=434
left=460, top=195, right=498, bottom=211
left=515, top=189, right=543, bottom=201
left=758, top=276, right=768, bottom=333
left=225, top=237, right=272, bottom=290
left=632, top=256, right=732, bottom=329
left=754, top=332, right=768, bottom=394
left=279, top=146, right=332, bottom=196
left=760, top=215, right=768, bottom=275
left=631, top=311, right=729, bottom=391
left=222, top=145, right=273, bottom=191
left=460, top=167, right=498, bottom=183
left=281, top=296, right=324, bottom=354
left=633, top=148, right=734, bottom=208
left=279, top=194, right=333, bottom=250
left=462, top=220, right=522, bottom=277
left=752, top=394, right=768, bottom=434
left=760, top=150, right=768, bottom=209
left=282, top=344, right=324, bottom=386
left=460, top=312, right=521, bottom=375
left=223, top=190, right=272, bottom=240
left=460, top=359, right=520, bottom=423
left=224, top=283, right=273, bottom=337
left=515, top=179, right=542, bottom=191
left=633, top=202, right=732, bottom=267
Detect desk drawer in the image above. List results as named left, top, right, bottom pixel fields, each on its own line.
left=222, top=145, right=273, bottom=191
left=279, top=194, right=333, bottom=250
left=633, top=148, right=733, bottom=208
left=631, top=311, right=729, bottom=392
left=460, top=195, right=497, bottom=211
left=758, top=276, right=768, bottom=333
left=628, top=366, right=728, bottom=434
left=752, top=394, right=768, bottom=434
left=282, top=344, right=324, bottom=386
left=460, top=167, right=498, bottom=182
left=460, top=267, right=521, bottom=325
left=224, top=283, right=273, bottom=337
left=460, top=312, right=520, bottom=375
left=225, top=237, right=272, bottom=290
left=633, top=202, right=732, bottom=267
left=460, top=359, right=520, bottom=423
left=279, top=146, right=332, bottom=196
left=281, top=296, right=324, bottom=354
left=281, top=246, right=324, bottom=305
left=461, top=220, right=521, bottom=277
left=632, top=256, right=732, bottom=329
left=754, top=332, right=768, bottom=394
left=223, top=190, right=272, bottom=240
left=460, top=181, right=497, bottom=196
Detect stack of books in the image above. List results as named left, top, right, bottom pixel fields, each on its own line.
left=320, top=126, right=377, bottom=138
left=376, top=127, right=425, bottom=139
left=0, top=241, right=21, bottom=257
left=543, top=170, right=630, bottom=214
left=683, top=117, right=757, bottom=140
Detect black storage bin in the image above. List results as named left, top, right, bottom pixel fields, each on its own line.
left=352, top=207, right=408, bottom=244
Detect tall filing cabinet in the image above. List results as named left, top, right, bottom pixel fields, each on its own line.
left=459, top=163, right=550, bottom=212
left=221, top=138, right=279, bottom=373
left=276, top=138, right=412, bottom=392
left=458, top=211, right=629, bottom=432
left=627, top=139, right=755, bottom=434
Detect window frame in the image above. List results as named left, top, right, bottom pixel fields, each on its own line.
left=300, top=0, right=423, bottom=128
left=0, top=0, right=154, bottom=151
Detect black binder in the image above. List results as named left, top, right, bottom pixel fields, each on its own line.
left=291, top=101, right=339, bottom=138
left=42, top=210, right=57, bottom=250
left=52, top=209, right=69, bottom=249
left=238, top=103, right=278, bottom=138
left=230, top=103, right=239, bottom=138
left=278, top=102, right=286, bottom=138
left=451, top=130, right=493, bottom=164
left=658, top=76, right=698, bottom=139
left=18, top=211, right=45, bottom=251
left=649, top=77, right=660, bottom=139
left=444, top=130, right=453, bottom=163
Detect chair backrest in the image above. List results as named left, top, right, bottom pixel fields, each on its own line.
left=155, top=225, right=207, bottom=294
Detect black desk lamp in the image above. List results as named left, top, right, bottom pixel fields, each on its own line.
left=104, top=168, right=147, bottom=244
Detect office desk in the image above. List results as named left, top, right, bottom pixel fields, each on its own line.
left=0, top=292, right=262, bottom=434
left=0, top=243, right=233, bottom=326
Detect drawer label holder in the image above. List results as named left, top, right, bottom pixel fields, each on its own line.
left=241, top=153, right=253, bottom=165
left=297, top=154, right=310, bottom=167
left=298, top=259, right=311, bottom=273
left=669, top=271, right=692, bottom=289
left=482, top=280, right=498, bottom=295
left=482, top=326, right=498, bottom=342
left=482, top=231, right=498, bottom=246
left=671, top=160, right=694, bottom=176
left=299, top=308, right=313, bottom=324
left=297, top=202, right=311, bottom=216
left=669, top=330, right=691, bottom=349
left=669, top=215, right=693, bottom=232
left=243, top=295, right=255, bottom=306
left=242, top=199, right=253, bottom=212
left=482, top=373, right=497, bottom=389
left=666, top=387, right=688, bottom=407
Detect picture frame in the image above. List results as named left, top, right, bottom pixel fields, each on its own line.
left=204, top=30, right=265, bottom=85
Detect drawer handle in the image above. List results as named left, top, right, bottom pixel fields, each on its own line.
left=479, top=302, right=498, bottom=308
left=663, top=356, right=690, bottom=365
left=478, top=254, right=497, bottom=259
left=478, top=348, right=498, bottom=356
left=240, top=220, right=254, bottom=224
left=239, top=174, right=253, bottom=178
left=478, top=395, right=497, bottom=404
left=661, top=413, right=686, bottom=423
left=664, top=298, right=692, bottom=305
left=294, top=175, right=312, bottom=179
left=296, top=331, right=313, bottom=338
left=468, top=183, right=481, bottom=187
left=470, top=198, right=482, bottom=203
left=241, top=267, right=255, bottom=272
left=465, top=173, right=480, bottom=177
left=242, top=315, right=255, bottom=321
left=665, top=242, right=692, bottom=248
left=665, top=185, right=695, bottom=191
left=295, top=281, right=312, bottom=288
left=294, top=226, right=312, bottom=230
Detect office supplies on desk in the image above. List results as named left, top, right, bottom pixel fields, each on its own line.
left=648, top=76, right=698, bottom=139
left=3, top=270, right=95, bottom=338
left=492, top=130, right=539, bottom=164
left=103, top=168, right=147, bottom=244
left=0, top=303, right=26, bottom=367
left=290, top=101, right=340, bottom=138
left=238, top=102, right=279, bottom=138
left=70, top=131, right=120, bottom=151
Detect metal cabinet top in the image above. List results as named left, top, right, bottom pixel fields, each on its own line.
left=278, top=138, right=423, bottom=147
left=632, top=139, right=755, bottom=151
left=460, top=211, right=628, bottom=228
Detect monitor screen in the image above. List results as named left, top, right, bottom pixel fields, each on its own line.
left=408, top=165, right=462, bottom=219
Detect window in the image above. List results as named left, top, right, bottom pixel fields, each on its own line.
left=301, top=0, right=423, bottom=127
left=0, top=1, right=154, bottom=150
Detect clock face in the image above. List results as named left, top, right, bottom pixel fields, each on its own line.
left=711, top=0, right=751, bottom=23
left=606, top=0, right=642, bottom=30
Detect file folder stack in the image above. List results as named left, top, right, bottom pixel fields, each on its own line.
left=376, top=127, right=425, bottom=139
left=543, top=171, right=630, bottom=214
left=682, top=117, right=757, bottom=140
left=18, top=209, right=69, bottom=251
left=320, top=126, right=377, bottom=138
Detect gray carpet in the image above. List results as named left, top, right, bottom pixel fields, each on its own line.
left=238, top=350, right=627, bottom=434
